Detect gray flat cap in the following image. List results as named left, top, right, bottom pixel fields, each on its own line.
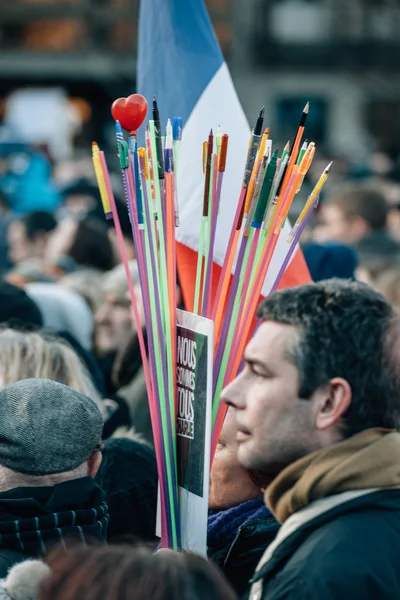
left=0, top=379, right=103, bottom=475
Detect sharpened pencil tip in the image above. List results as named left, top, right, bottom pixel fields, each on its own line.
left=304, top=102, right=310, bottom=113
left=259, top=106, right=265, bottom=118
left=284, top=141, right=290, bottom=152
left=326, top=161, right=333, bottom=173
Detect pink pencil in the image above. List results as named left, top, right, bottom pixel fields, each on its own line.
left=100, top=150, right=170, bottom=543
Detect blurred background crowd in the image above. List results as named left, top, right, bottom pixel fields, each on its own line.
left=0, top=1, right=400, bottom=598
left=1, top=1, right=400, bottom=321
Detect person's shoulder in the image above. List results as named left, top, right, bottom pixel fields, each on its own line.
left=260, top=563, right=372, bottom=600
left=292, top=503, right=400, bottom=568
left=310, top=499, right=400, bottom=548
left=260, top=505, right=400, bottom=600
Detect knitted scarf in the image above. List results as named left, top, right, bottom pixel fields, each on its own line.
left=266, top=428, right=400, bottom=524
left=0, top=477, right=108, bottom=556
left=207, top=497, right=269, bottom=558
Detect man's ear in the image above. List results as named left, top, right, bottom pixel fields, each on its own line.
left=315, top=377, right=352, bottom=431
left=87, top=450, right=102, bottom=478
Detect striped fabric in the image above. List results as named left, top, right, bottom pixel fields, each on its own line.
left=0, top=504, right=109, bottom=555
left=0, top=479, right=108, bottom=557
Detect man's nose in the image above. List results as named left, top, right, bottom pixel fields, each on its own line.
left=221, top=371, right=247, bottom=410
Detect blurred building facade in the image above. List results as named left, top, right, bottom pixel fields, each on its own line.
left=230, top=0, right=400, bottom=160
left=1, top=0, right=400, bottom=161
left=0, top=0, right=232, bottom=150
left=0, top=0, right=141, bottom=150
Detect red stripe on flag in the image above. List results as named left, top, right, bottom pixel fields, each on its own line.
left=176, top=242, right=310, bottom=313
left=277, top=246, right=311, bottom=290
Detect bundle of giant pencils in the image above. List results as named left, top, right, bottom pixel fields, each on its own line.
left=92, top=94, right=331, bottom=550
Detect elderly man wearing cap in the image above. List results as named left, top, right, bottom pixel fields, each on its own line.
left=0, top=378, right=107, bottom=576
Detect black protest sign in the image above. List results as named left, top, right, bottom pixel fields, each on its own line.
left=176, top=325, right=207, bottom=498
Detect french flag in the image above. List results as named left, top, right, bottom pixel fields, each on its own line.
left=137, top=0, right=310, bottom=310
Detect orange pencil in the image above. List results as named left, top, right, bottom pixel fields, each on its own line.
left=280, top=102, right=309, bottom=197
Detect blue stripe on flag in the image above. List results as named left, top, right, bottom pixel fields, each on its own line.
left=137, top=0, right=224, bottom=127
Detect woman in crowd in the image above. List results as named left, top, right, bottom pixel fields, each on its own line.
left=39, top=545, right=237, bottom=600
left=94, top=261, right=152, bottom=443
left=208, top=408, right=279, bottom=596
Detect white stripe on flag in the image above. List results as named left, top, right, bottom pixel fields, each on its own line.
left=176, top=62, right=298, bottom=296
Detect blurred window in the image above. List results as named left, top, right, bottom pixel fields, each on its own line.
left=366, top=100, right=400, bottom=156
left=276, top=97, right=327, bottom=146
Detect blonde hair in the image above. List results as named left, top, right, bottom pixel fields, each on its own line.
left=102, top=261, right=139, bottom=301
left=61, top=269, right=105, bottom=313
left=0, top=328, right=105, bottom=417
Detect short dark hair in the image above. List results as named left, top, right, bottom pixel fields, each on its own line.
left=42, top=545, right=237, bottom=600
left=257, top=279, right=400, bottom=437
left=326, top=187, right=388, bottom=230
left=21, top=211, right=57, bottom=241
left=67, top=217, right=115, bottom=272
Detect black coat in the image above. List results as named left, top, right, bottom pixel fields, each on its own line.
left=248, top=489, right=400, bottom=600
left=0, top=478, right=107, bottom=577
left=209, top=514, right=279, bottom=597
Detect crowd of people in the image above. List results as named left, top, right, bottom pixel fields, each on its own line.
left=0, top=162, right=400, bottom=599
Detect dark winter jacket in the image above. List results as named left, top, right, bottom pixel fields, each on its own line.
left=248, top=488, right=400, bottom=600
left=208, top=498, right=279, bottom=597
left=0, top=477, right=108, bottom=577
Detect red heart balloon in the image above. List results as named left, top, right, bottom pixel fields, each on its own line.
left=111, top=94, right=148, bottom=133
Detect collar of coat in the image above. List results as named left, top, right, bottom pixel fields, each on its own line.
left=247, top=427, right=400, bottom=600
left=266, top=427, right=400, bottom=524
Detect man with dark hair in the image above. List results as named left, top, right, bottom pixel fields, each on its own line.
left=314, top=186, right=400, bottom=254
left=0, top=378, right=107, bottom=575
left=224, top=279, right=400, bottom=599
left=7, top=211, right=57, bottom=266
